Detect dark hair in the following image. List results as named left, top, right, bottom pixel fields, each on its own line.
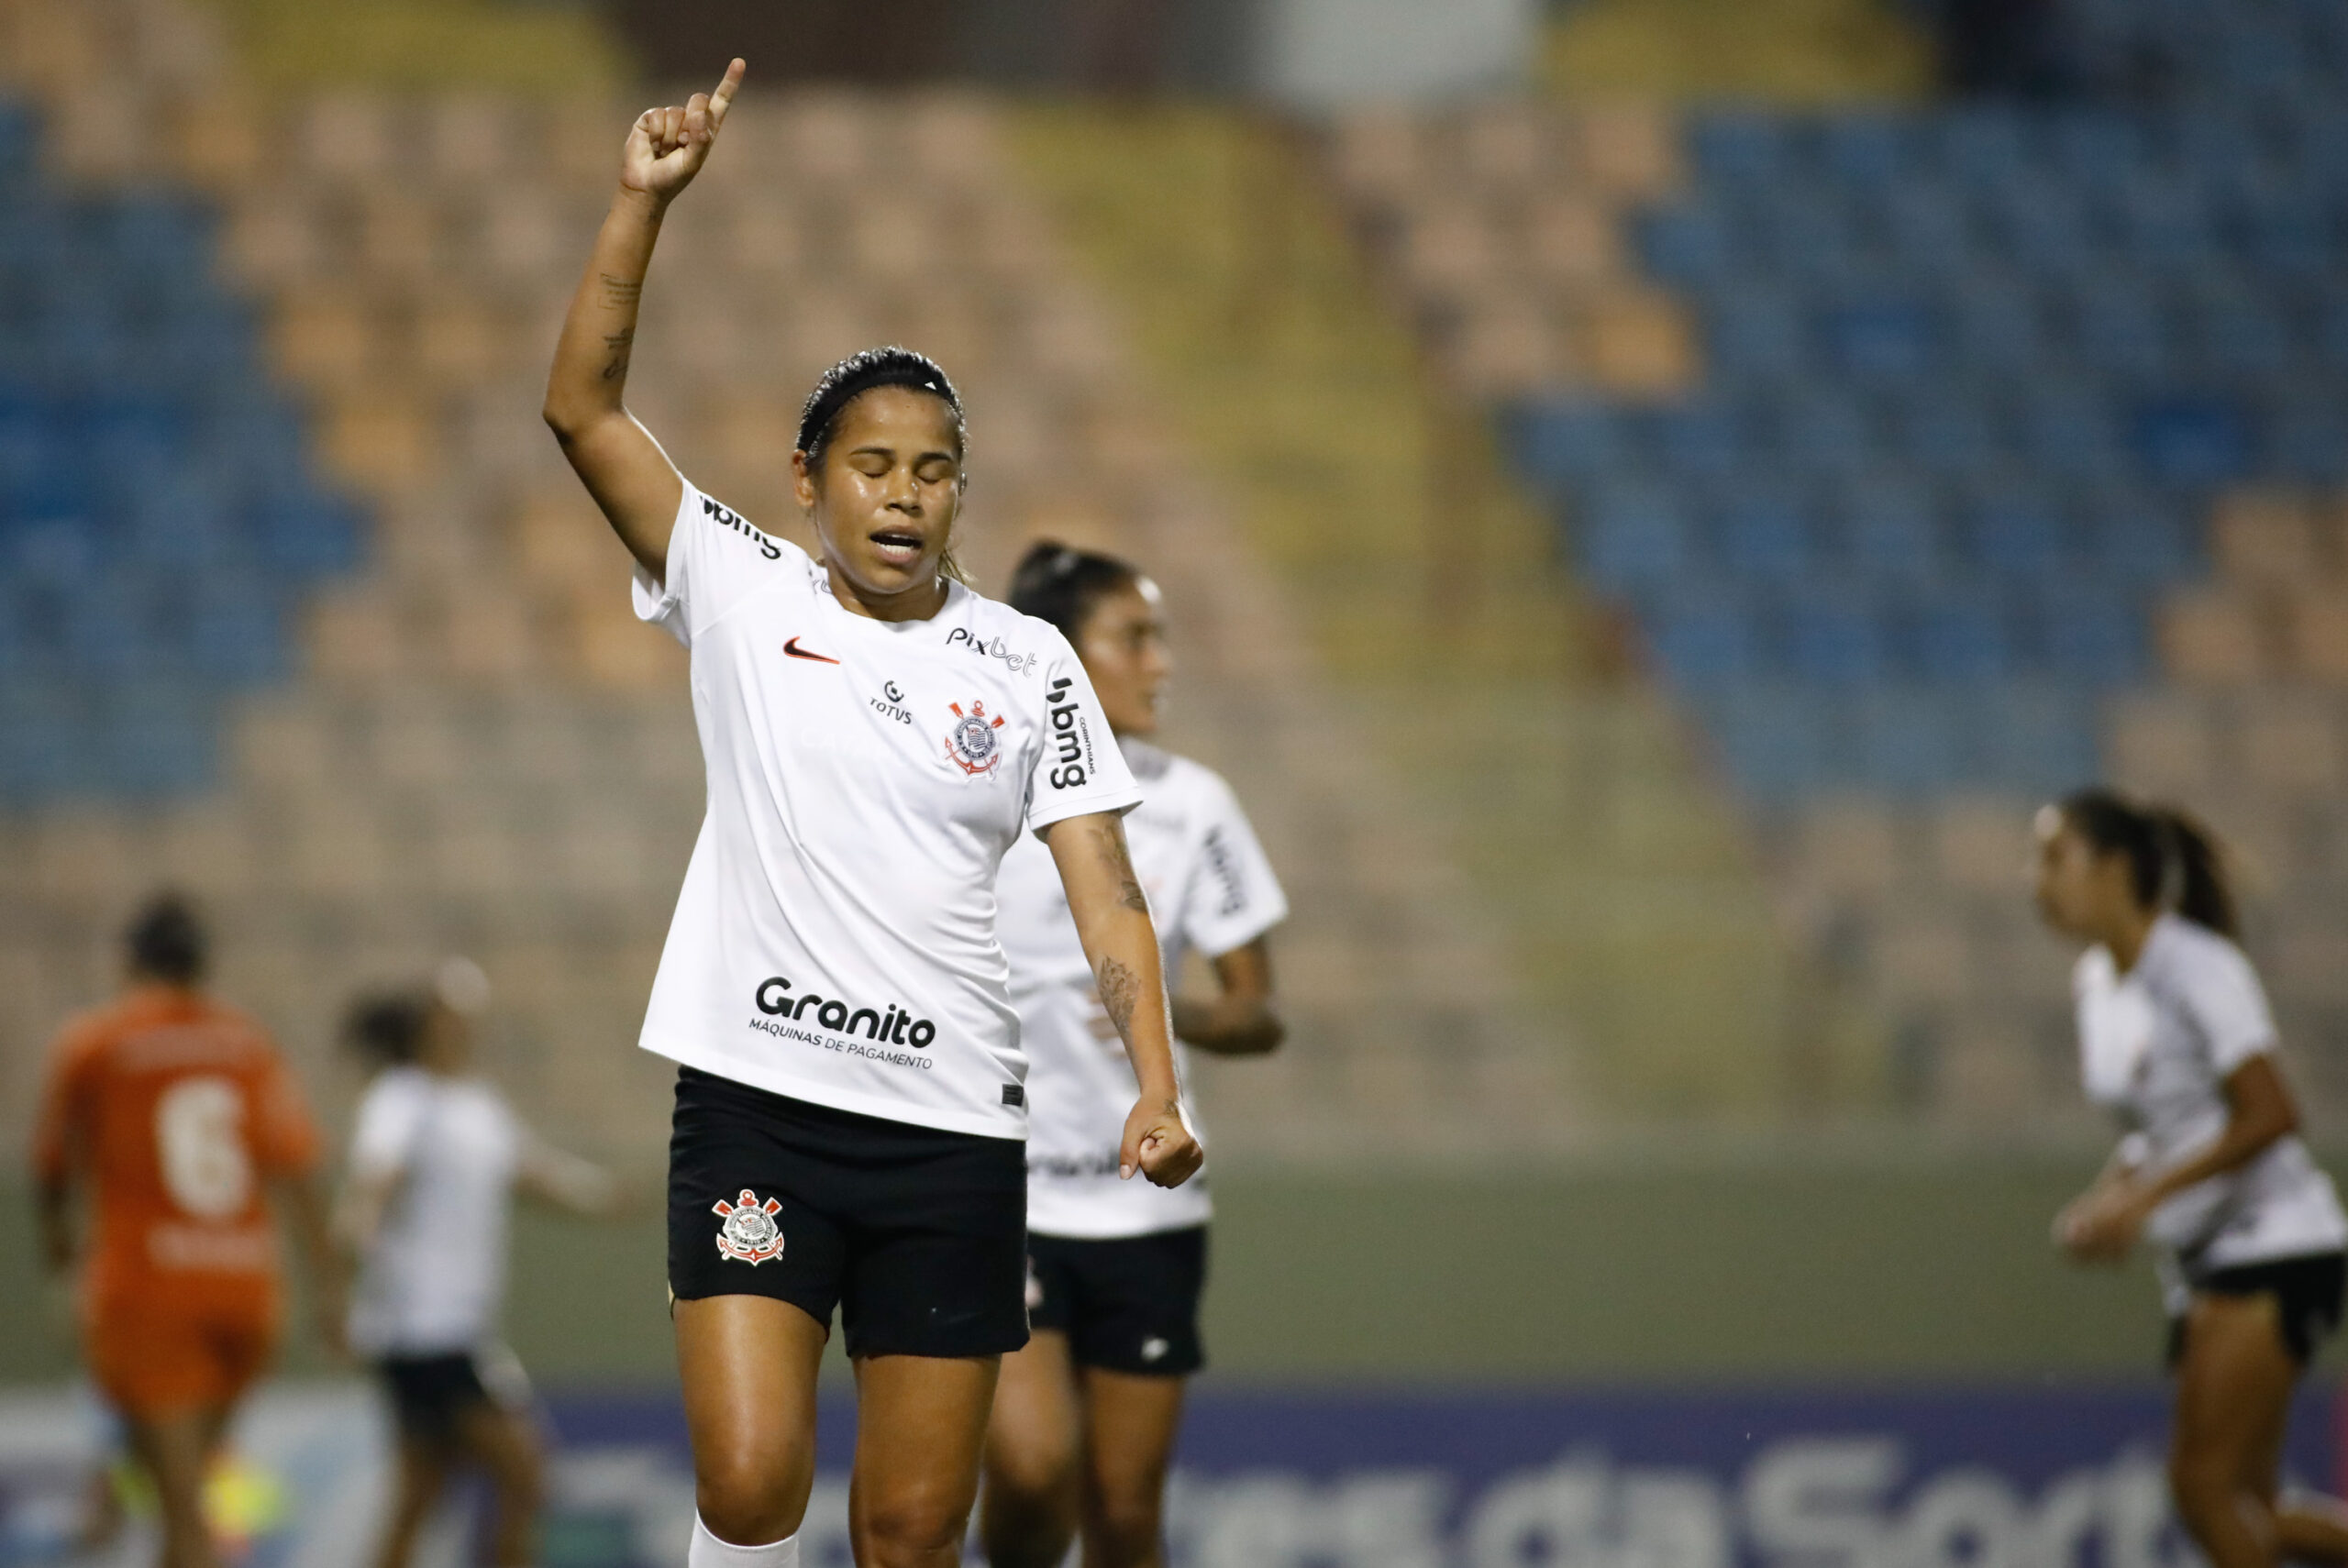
left=1008, top=540, right=1145, bottom=642
left=124, top=892, right=206, bottom=985
left=343, top=989, right=433, bottom=1067
left=797, top=346, right=965, bottom=472
left=2057, top=787, right=2239, bottom=939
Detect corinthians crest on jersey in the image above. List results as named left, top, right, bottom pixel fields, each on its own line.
left=945, top=700, right=1007, bottom=777
left=713, top=1188, right=785, bottom=1264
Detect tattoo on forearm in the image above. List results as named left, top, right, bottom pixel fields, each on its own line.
left=596, top=273, right=642, bottom=307
left=1097, top=956, right=1138, bottom=1036
left=600, top=328, right=634, bottom=381
left=1090, top=818, right=1149, bottom=913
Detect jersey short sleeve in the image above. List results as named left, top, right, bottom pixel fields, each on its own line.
left=2175, top=931, right=2279, bottom=1076
left=1024, top=633, right=1142, bottom=835
left=631, top=480, right=792, bottom=647
left=349, top=1072, right=429, bottom=1181
left=1179, top=769, right=1289, bottom=959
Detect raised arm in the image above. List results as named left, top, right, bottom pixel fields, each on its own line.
left=542, top=57, right=745, bottom=582
left=1045, top=812, right=1204, bottom=1187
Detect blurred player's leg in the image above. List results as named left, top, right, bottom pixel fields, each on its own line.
left=123, top=1407, right=230, bottom=1568
left=2170, top=1293, right=2296, bottom=1568
left=452, top=1402, right=546, bottom=1568
left=980, top=1331, right=1082, bottom=1568
left=1075, top=1368, right=1184, bottom=1568
left=370, top=1437, right=454, bottom=1568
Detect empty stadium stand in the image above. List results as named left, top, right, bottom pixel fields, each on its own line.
left=0, top=0, right=1576, bottom=1162
left=1333, top=0, right=2348, bottom=1122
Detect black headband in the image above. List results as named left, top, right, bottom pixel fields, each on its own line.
left=796, top=359, right=959, bottom=455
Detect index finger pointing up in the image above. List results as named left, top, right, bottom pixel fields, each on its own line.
left=708, top=57, right=746, bottom=129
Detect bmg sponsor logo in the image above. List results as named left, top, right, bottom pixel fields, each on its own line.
left=1046, top=675, right=1089, bottom=789
left=755, top=977, right=935, bottom=1048
left=703, top=495, right=781, bottom=560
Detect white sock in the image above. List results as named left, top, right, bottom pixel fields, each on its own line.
left=690, top=1514, right=799, bottom=1568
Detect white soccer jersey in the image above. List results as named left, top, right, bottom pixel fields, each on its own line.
left=996, top=739, right=1287, bottom=1237
left=2076, top=913, right=2348, bottom=1286
left=347, top=1067, right=522, bottom=1355
left=632, top=482, right=1140, bottom=1139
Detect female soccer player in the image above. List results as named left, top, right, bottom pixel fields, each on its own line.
left=540, top=59, right=1201, bottom=1568
left=980, top=544, right=1287, bottom=1568
left=339, top=960, right=621, bottom=1568
left=2038, top=790, right=2348, bottom=1568
left=31, top=894, right=344, bottom=1568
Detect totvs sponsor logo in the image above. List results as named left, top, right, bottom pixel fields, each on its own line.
left=703, top=495, right=781, bottom=560
left=755, top=977, right=936, bottom=1049
left=1047, top=676, right=1091, bottom=789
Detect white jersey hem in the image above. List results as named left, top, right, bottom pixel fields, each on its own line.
left=642, top=1036, right=1025, bottom=1143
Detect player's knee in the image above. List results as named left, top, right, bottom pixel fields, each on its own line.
left=859, top=1487, right=972, bottom=1566
left=1085, top=1483, right=1165, bottom=1567
left=989, top=1434, right=1079, bottom=1512
left=696, top=1456, right=800, bottom=1545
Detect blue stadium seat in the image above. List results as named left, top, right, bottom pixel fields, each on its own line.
left=1705, top=289, right=1809, bottom=379
left=1689, top=114, right=1795, bottom=185
left=1575, top=484, right=1696, bottom=593
left=1783, top=588, right=1893, bottom=686
left=2265, top=400, right=2348, bottom=484
left=2010, top=382, right=2127, bottom=481
left=1644, top=588, right=1765, bottom=689
left=1930, top=106, right=2037, bottom=189
left=1697, top=684, right=1844, bottom=801
left=256, top=491, right=363, bottom=579
left=1851, top=690, right=1969, bottom=794
left=1837, top=479, right=1949, bottom=583
left=1888, top=396, right=2004, bottom=474
left=2066, top=282, right=2174, bottom=379
left=2025, top=578, right=2150, bottom=685
left=1765, top=387, right=1878, bottom=477
left=1509, top=402, right=1626, bottom=491
left=1711, top=485, right=1820, bottom=582
left=1878, top=185, right=1978, bottom=275
left=2131, top=394, right=2252, bottom=484
left=1822, top=296, right=1937, bottom=381
left=2078, top=490, right=2198, bottom=583
left=1645, top=403, right=1752, bottom=478
left=1907, top=590, right=2018, bottom=682
left=1947, top=285, right=2046, bottom=374
left=1977, top=686, right=2100, bottom=796
left=1960, top=486, right=2076, bottom=578
left=1814, top=116, right=1922, bottom=191
left=1639, top=207, right=1739, bottom=288
left=0, top=679, right=100, bottom=801
left=2045, top=112, right=2154, bottom=185
left=186, top=575, right=284, bottom=683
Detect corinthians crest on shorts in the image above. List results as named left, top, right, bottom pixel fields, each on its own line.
left=712, top=1189, right=784, bottom=1264
left=944, top=700, right=1006, bottom=777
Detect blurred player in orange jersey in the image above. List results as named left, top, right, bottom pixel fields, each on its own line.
left=31, top=893, right=346, bottom=1568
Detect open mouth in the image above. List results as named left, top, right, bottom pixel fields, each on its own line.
left=869, top=527, right=925, bottom=568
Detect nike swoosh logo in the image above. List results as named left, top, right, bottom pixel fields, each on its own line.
left=783, top=637, right=839, bottom=664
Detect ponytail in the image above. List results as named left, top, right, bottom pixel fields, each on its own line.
left=2056, top=788, right=2240, bottom=939
left=2158, top=807, right=2237, bottom=939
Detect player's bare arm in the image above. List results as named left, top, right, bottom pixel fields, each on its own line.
left=273, top=1175, right=349, bottom=1358
left=1045, top=812, right=1203, bottom=1189
left=1173, top=938, right=1285, bottom=1057
left=543, top=58, right=746, bottom=582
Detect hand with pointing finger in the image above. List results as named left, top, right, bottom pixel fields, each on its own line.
left=621, top=57, right=744, bottom=206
